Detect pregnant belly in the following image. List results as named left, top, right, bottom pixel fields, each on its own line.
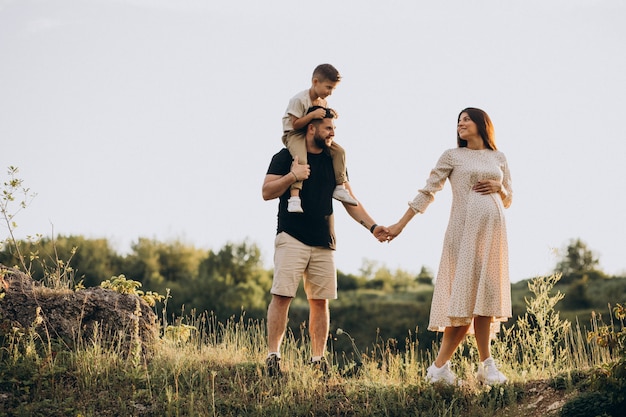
left=467, top=193, right=503, bottom=225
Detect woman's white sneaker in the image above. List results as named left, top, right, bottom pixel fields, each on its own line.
left=477, top=357, right=507, bottom=385
left=426, top=361, right=457, bottom=384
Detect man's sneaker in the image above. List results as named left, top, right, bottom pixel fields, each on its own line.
left=311, top=357, right=329, bottom=377
left=477, top=357, right=507, bottom=385
left=266, top=354, right=282, bottom=377
left=426, top=361, right=457, bottom=384
left=287, top=197, right=304, bottom=213
left=332, top=186, right=358, bottom=206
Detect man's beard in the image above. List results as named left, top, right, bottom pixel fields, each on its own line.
left=313, top=134, right=329, bottom=150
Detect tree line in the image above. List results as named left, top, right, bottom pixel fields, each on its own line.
left=0, top=235, right=622, bottom=354
left=0, top=235, right=435, bottom=318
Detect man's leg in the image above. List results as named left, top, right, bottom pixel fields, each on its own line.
left=267, top=294, right=293, bottom=354
left=308, top=298, right=330, bottom=358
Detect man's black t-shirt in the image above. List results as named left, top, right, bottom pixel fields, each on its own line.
left=266, top=148, right=336, bottom=249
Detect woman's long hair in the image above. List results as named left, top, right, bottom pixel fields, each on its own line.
left=457, top=107, right=497, bottom=150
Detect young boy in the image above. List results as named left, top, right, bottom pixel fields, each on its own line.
left=281, top=63, right=358, bottom=213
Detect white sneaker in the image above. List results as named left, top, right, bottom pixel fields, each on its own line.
left=287, top=197, right=304, bottom=213
left=477, top=357, right=507, bottom=385
left=426, top=361, right=457, bottom=384
left=332, top=186, right=358, bottom=206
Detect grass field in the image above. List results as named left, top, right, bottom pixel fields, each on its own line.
left=1, top=275, right=624, bottom=416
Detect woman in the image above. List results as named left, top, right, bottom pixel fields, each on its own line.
left=387, top=108, right=512, bottom=385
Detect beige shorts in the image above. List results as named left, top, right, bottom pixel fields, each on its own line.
left=271, top=232, right=337, bottom=299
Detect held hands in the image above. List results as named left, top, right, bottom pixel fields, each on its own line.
left=386, top=223, right=403, bottom=242
left=371, top=224, right=403, bottom=243
left=371, top=225, right=390, bottom=242
left=291, top=156, right=310, bottom=181
left=473, top=180, right=502, bottom=195
left=374, top=208, right=415, bottom=243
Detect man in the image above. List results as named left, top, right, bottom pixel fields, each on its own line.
left=262, top=106, right=388, bottom=376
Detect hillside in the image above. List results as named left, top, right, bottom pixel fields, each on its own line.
left=1, top=271, right=624, bottom=416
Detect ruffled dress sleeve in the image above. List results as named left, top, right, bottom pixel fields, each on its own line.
left=408, top=149, right=454, bottom=214
left=499, top=153, right=513, bottom=209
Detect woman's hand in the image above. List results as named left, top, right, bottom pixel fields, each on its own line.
left=473, top=180, right=502, bottom=195
left=386, top=223, right=404, bottom=242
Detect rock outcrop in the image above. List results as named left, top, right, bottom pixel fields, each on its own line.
left=0, top=264, right=158, bottom=356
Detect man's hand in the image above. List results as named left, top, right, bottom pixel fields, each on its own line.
left=291, top=156, right=310, bottom=181
left=373, top=225, right=391, bottom=243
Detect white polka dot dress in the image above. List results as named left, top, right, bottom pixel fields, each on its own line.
left=409, top=147, right=513, bottom=334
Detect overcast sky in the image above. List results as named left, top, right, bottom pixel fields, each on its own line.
left=2, top=0, right=625, bottom=283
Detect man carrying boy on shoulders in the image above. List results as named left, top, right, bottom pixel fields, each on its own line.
left=262, top=106, right=388, bottom=376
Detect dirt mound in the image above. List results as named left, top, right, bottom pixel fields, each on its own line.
left=0, top=264, right=158, bottom=356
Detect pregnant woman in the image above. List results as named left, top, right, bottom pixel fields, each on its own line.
left=387, top=107, right=513, bottom=385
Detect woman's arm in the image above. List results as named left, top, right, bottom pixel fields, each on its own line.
left=387, top=207, right=418, bottom=241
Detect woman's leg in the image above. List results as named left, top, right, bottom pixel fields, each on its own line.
left=434, top=324, right=471, bottom=367
left=474, top=315, right=507, bottom=383
left=473, top=316, right=493, bottom=362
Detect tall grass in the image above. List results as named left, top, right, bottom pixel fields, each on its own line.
left=2, top=168, right=623, bottom=415
left=491, top=274, right=614, bottom=381
left=1, top=273, right=623, bottom=416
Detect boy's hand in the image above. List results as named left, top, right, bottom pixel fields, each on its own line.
left=291, top=156, right=310, bottom=181
left=310, top=107, right=327, bottom=119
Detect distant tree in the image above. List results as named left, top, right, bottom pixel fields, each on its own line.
left=556, top=238, right=599, bottom=276
left=358, top=259, right=379, bottom=280
left=123, top=238, right=166, bottom=288
left=0, top=235, right=122, bottom=287
left=357, top=264, right=432, bottom=292
left=124, top=238, right=204, bottom=286
left=416, top=266, right=434, bottom=285
left=194, top=240, right=272, bottom=319
left=58, top=236, right=124, bottom=287
left=391, top=269, right=420, bottom=291
left=554, top=238, right=608, bottom=284
left=122, top=238, right=207, bottom=317
left=338, top=271, right=366, bottom=290
left=561, top=276, right=591, bottom=310
left=364, top=266, right=393, bottom=291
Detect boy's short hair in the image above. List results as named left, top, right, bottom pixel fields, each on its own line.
left=312, top=64, right=341, bottom=82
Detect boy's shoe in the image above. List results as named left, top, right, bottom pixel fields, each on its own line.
left=426, top=361, right=457, bottom=385
left=332, top=186, right=358, bottom=206
left=477, top=357, right=507, bottom=385
left=311, top=357, right=329, bottom=378
left=266, top=354, right=282, bottom=377
left=287, top=197, right=304, bottom=213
